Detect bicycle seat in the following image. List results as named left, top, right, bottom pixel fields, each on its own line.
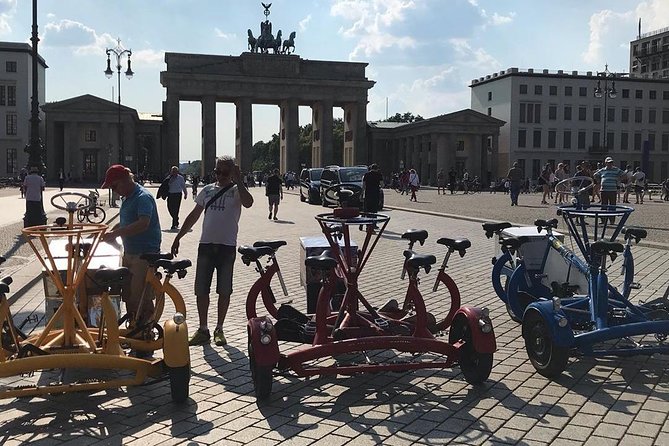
left=0, top=256, right=5, bottom=266
left=534, top=218, right=558, bottom=229
left=94, top=267, right=130, bottom=285
left=591, top=240, right=624, bottom=256
left=0, top=276, right=11, bottom=294
left=436, top=237, right=471, bottom=253
left=338, top=188, right=355, bottom=200
left=622, top=226, right=647, bottom=242
left=54, top=217, right=67, bottom=227
left=238, top=245, right=274, bottom=262
left=154, top=259, right=192, bottom=274
left=405, top=253, right=437, bottom=273
left=140, top=252, right=173, bottom=263
left=401, top=229, right=428, bottom=245
left=305, top=254, right=338, bottom=271
left=482, top=222, right=512, bottom=238
left=500, top=236, right=529, bottom=251
left=253, top=240, right=287, bottom=251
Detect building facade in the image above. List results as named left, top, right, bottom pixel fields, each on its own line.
left=0, top=42, right=47, bottom=177
left=470, top=68, right=669, bottom=182
left=630, top=27, right=669, bottom=79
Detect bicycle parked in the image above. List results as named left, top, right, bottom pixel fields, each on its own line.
left=77, top=190, right=106, bottom=224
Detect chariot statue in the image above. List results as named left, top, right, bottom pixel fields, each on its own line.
left=247, top=2, right=297, bottom=55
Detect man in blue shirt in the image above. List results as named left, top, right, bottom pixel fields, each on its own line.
left=101, top=164, right=161, bottom=324
left=593, top=156, right=624, bottom=208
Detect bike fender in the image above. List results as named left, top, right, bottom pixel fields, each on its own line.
left=163, top=319, right=190, bottom=368
left=450, top=307, right=497, bottom=353
left=491, top=253, right=511, bottom=304
left=248, top=316, right=280, bottom=367
left=523, top=303, right=574, bottom=348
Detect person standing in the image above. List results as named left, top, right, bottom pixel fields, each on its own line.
left=408, top=168, right=420, bottom=202
left=436, top=169, right=446, bottom=195
left=553, top=163, right=567, bottom=204
left=192, top=175, right=200, bottom=199
left=265, top=168, right=283, bottom=220
left=506, top=162, right=523, bottom=206
left=632, top=167, right=646, bottom=204
left=171, top=156, right=253, bottom=347
left=58, top=168, right=65, bottom=191
left=23, top=166, right=45, bottom=216
left=593, top=156, right=624, bottom=208
left=448, top=168, right=457, bottom=195
left=100, top=165, right=161, bottom=326
left=363, top=164, right=383, bottom=213
left=462, top=169, right=470, bottom=194
left=539, top=164, right=552, bottom=204
left=166, top=166, right=187, bottom=230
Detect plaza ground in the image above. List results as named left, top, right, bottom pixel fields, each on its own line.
left=0, top=186, right=667, bottom=445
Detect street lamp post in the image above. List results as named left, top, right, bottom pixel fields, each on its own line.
left=104, top=38, right=133, bottom=166
left=23, top=0, right=46, bottom=227
left=593, top=64, right=617, bottom=153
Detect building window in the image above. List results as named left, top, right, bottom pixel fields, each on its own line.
left=518, top=129, right=526, bottom=148
left=607, top=108, right=615, bottom=122
left=634, top=109, right=643, bottom=123
left=548, top=130, right=556, bottom=148
left=532, top=159, right=541, bottom=178
left=635, top=89, right=643, bottom=99
left=634, top=132, right=642, bottom=151
left=5, top=113, right=16, bottom=135
left=662, top=133, right=668, bottom=152
left=533, top=130, right=542, bottom=148
left=548, top=105, right=557, bottom=120
left=549, top=85, right=557, bottom=96
left=593, top=107, right=601, bottom=122
left=0, top=86, right=4, bottom=106
left=520, top=103, right=541, bottom=123
left=5, top=61, right=16, bottom=73
left=578, top=106, right=587, bottom=121
left=85, top=130, right=97, bottom=142
left=622, top=89, right=630, bottom=98
left=7, top=86, right=15, bottom=107
left=664, top=91, right=669, bottom=100
left=565, top=86, right=572, bottom=96
left=519, top=84, right=528, bottom=94
left=662, top=110, right=669, bottom=124
left=519, top=103, right=525, bottom=123
left=487, top=91, right=492, bottom=101
left=650, top=90, right=657, bottom=100
left=6, top=148, right=16, bottom=175
left=622, top=108, right=629, bottom=122
left=578, top=131, right=586, bottom=149
left=564, top=106, right=572, bottom=121
left=606, top=132, right=614, bottom=150
left=487, top=107, right=491, bottom=116
left=592, top=131, right=600, bottom=149
left=456, top=140, right=465, bottom=151
left=649, top=133, right=656, bottom=151
left=649, top=109, right=656, bottom=124
left=621, top=132, right=628, bottom=151
left=579, top=87, right=587, bottom=97
left=534, top=85, right=543, bottom=95
left=563, top=130, right=572, bottom=149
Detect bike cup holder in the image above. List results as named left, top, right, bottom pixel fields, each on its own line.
left=557, top=204, right=634, bottom=264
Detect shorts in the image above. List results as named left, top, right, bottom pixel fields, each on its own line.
left=121, top=254, right=155, bottom=320
left=194, top=244, right=236, bottom=297
left=634, top=185, right=644, bottom=194
left=267, top=194, right=280, bottom=206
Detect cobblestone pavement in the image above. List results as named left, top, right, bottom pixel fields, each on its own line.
left=383, top=189, right=669, bottom=246
left=0, top=187, right=668, bottom=445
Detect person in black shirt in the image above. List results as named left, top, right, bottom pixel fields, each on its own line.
left=448, top=168, right=457, bottom=195
left=265, top=168, right=283, bottom=220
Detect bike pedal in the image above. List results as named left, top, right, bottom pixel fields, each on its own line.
left=629, top=282, right=642, bottom=290
left=611, top=308, right=628, bottom=319
left=534, top=273, right=548, bottom=279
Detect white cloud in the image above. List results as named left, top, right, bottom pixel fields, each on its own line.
left=132, top=49, right=164, bottom=66
left=299, top=14, right=311, bottom=32
left=214, top=28, right=236, bottom=39
left=0, top=0, right=16, bottom=36
left=43, top=19, right=116, bottom=55
left=449, top=38, right=500, bottom=72
left=330, top=0, right=417, bottom=59
left=467, top=0, right=515, bottom=27
left=491, top=12, right=516, bottom=25
left=410, top=66, right=455, bottom=90
left=46, top=13, right=56, bottom=19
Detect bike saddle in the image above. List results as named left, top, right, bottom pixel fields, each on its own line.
left=482, top=222, right=512, bottom=238
left=436, top=237, right=471, bottom=254
left=0, top=278, right=10, bottom=294
left=140, top=252, right=173, bottom=263
left=0, top=256, right=5, bottom=266
left=154, top=259, right=192, bottom=274
left=405, top=252, right=437, bottom=273
left=622, top=226, right=647, bottom=243
left=305, top=254, right=338, bottom=271
left=401, top=229, right=428, bottom=245
left=534, top=218, right=558, bottom=230
left=94, top=266, right=130, bottom=284
left=499, top=236, right=528, bottom=251
left=238, top=245, right=274, bottom=262
left=253, top=240, right=287, bottom=251
left=338, top=188, right=355, bottom=200
left=591, top=240, right=624, bottom=256
left=54, top=217, right=67, bottom=227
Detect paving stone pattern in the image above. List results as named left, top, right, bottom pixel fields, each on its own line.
left=0, top=187, right=668, bottom=445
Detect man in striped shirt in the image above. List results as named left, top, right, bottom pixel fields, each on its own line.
left=593, top=156, right=624, bottom=208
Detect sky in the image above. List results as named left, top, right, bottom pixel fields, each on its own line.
left=1, top=0, right=668, bottom=162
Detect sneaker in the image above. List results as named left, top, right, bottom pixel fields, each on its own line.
left=268, top=212, right=272, bottom=220
left=213, top=328, right=227, bottom=346
left=188, top=328, right=210, bottom=346
left=273, top=216, right=278, bottom=221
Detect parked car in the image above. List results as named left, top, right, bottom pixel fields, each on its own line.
left=299, top=168, right=323, bottom=204
left=319, top=165, right=384, bottom=210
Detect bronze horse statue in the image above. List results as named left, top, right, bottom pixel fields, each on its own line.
left=282, top=31, right=296, bottom=54
left=247, top=29, right=257, bottom=52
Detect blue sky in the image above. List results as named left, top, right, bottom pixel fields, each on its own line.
left=1, top=0, right=667, bottom=162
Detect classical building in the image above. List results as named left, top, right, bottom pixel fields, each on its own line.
left=367, top=110, right=504, bottom=185
left=0, top=42, right=47, bottom=177
left=41, top=95, right=163, bottom=181
left=470, top=68, right=669, bottom=181
left=630, top=27, right=669, bottom=79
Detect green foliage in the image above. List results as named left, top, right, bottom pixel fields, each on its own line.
left=181, top=160, right=202, bottom=177
left=251, top=133, right=280, bottom=172
left=384, top=112, right=424, bottom=123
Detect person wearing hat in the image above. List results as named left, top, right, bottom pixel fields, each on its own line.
left=101, top=164, right=161, bottom=328
left=593, top=156, right=625, bottom=209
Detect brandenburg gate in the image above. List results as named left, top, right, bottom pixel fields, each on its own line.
left=159, top=5, right=375, bottom=175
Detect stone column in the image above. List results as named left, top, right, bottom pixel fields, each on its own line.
left=123, top=117, right=134, bottom=170
left=480, top=134, right=489, bottom=182
left=343, top=101, right=368, bottom=166
left=163, top=94, right=180, bottom=171
left=201, top=96, right=217, bottom=176
left=311, top=100, right=333, bottom=167
left=447, top=134, right=458, bottom=171
left=45, top=119, right=57, bottom=175
left=412, top=136, right=421, bottom=176
left=429, top=134, right=439, bottom=184
left=491, top=133, right=500, bottom=178
left=436, top=134, right=448, bottom=173
left=99, top=122, right=111, bottom=175
left=65, top=121, right=78, bottom=179
left=420, top=135, right=430, bottom=184
left=235, top=97, right=253, bottom=174
left=279, top=99, right=299, bottom=174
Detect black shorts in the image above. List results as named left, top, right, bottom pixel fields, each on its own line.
left=194, top=244, right=236, bottom=297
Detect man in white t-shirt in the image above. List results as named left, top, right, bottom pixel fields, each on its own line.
left=171, top=156, right=253, bottom=346
left=632, top=167, right=646, bottom=204
left=23, top=166, right=46, bottom=224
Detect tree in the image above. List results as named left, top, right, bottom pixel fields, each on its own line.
left=384, top=112, right=424, bottom=123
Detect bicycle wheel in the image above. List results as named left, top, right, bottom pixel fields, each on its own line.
left=86, top=207, right=106, bottom=224
left=523, top=310, right=569, bottom=378
left=77, top=209, right=86, bottom=223
left=451, top=316, right=492, bottom=385
left=168, top=365, right=190, bottom=403
left=248, top=339, right=273, bottom=400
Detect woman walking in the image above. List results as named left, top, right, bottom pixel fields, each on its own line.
left=539, top=163, right=552, bottom=204
left=408, top=169, right=420, bottom=202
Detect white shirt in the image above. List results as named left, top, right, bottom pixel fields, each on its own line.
left=168, top=174, right=187, bottom=194
left=195, top=183, right=241, bottom=246
left=409, top=172, right=420, bottom=186
left=23, top=173, right=45, bottom=202
left=632, top=171, right=645, bottom=186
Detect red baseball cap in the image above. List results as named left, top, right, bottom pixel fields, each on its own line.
left=101, top=164, right=131, bottom=188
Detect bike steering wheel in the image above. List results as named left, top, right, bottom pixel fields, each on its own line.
left=51, top=192, right=92, bottom=213
left=555, top=176, right=594, bottom=197
left=323, top=183, right=363, bottom=207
